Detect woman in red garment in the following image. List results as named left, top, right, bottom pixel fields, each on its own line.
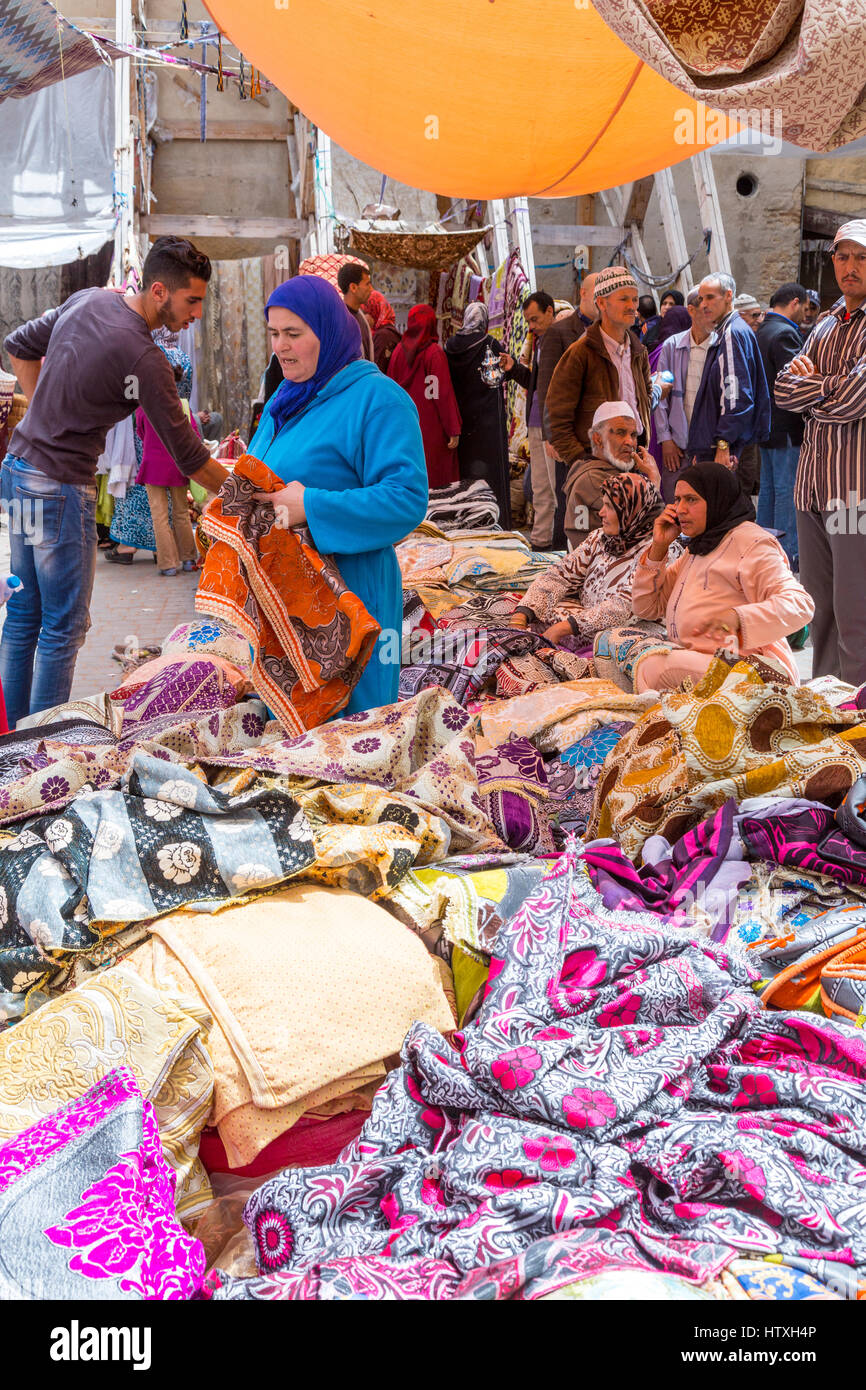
left=387, top=304, right=461, bottom=486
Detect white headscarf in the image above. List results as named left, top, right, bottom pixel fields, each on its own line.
left=457, top=302, right=489, bottom=336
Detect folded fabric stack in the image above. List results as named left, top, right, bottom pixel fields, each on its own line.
left=426, top=478, right=500, bottom=531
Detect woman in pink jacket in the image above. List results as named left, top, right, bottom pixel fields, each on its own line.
left=631, top=462, right=813, bottom=690
left=134, top=361, right=201, bottom=577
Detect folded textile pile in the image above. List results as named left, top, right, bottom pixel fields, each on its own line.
left=198, top=687, right=502, bottom=859
left=197, top=455, right=380, bottom=733
left=480, top=678, right=655, bottom=754
left=0, top=756, right=316, bottom=1022
left=125, top=884, right=455, bottom=1172
left=589, top=655, right=866, bottom=860
left=0, top=964, right=213, bottom=1219
left=204, top=849, right=866, bottom=1301
left=584, top=798, right=751, bottom=942
left=426, top=479, right=500, bottom=531
left=544, top=723, right=635, bottom=843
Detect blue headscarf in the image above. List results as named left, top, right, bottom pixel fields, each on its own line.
left=265, top=276, right=362, bottom=432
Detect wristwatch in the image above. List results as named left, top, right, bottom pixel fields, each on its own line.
left=715, top=439, right=730, bottom=452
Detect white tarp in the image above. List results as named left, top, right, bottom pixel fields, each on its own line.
left=0, top=65, right=114, bottom=267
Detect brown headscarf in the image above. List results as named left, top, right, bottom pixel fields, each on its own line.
left=599, top=473, right=663, bottom=555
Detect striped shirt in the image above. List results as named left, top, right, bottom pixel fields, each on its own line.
left=775, top=298, right=866, bottom=510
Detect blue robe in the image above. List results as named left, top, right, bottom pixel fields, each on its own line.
left=248, top=359, right=428, bottom=714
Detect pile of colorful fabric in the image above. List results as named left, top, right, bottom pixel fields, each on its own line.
left=426, top=479, right=500, bottom=531
left=5, top=542, right=866, bottom=1304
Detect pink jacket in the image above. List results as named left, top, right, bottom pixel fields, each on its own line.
left=135, top=407, right=201, bottom=488
left=632, top=521, right=814, bottom=684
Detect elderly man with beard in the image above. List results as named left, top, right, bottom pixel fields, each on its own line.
left=563, top=400, right=660, bottom=548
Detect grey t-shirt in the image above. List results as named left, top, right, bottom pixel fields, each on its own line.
left=3, top=288, right=210, bottom=485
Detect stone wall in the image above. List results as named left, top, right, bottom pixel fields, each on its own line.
left=637, top=154, right=803, bottom=305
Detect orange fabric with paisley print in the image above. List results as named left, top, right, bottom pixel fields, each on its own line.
left=196, top=455, right=380, bottom=734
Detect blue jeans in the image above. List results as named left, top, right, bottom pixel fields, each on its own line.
left=757, top=445, right=799, bottom=569
left=0, top=454, right=97, bottom=727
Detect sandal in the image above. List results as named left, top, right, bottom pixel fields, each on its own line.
left=105, top=549, right=134, bottom=565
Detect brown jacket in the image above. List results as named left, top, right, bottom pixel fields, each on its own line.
left=537, top=310, right=592, bottom=439
left=546, top=322, right=652, bottom=466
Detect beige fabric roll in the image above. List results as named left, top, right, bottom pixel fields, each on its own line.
left=127, top=883, right=455, bottom=1167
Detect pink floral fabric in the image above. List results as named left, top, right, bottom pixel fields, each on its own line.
left=0, top=1068, right=205, bottom=1299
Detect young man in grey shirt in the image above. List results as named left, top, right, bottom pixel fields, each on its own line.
left=1, top=236, right=228, bottom=726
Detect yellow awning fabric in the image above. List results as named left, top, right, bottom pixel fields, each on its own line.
left=203, top=0, right=723, bottom=197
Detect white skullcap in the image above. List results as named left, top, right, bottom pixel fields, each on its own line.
left=591, top=400, right=638, bottom=430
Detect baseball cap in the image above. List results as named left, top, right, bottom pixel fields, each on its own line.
left=833, top=220, right=866, bottom=251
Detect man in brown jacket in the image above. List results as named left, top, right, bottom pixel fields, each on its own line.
left=537, top=271, right=599, bottom=441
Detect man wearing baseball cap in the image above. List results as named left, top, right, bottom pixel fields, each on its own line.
left=562, top=399, right=661, bottom=548
left=775, top=219, right=866, bottom=684
left=545, top=266, right=666, bottom=478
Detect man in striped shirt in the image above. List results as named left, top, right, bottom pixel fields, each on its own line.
left=775, top=219, right=866, bottom=684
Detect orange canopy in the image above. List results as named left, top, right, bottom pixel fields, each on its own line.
left=204, top=0, right=722, bottom=197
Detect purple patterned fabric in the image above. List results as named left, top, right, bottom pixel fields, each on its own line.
left=740, top=804, right=866, bottom=889
left=476, top=737, right=555, bottom=854
left=118, top=659, right=238, bottom=736
left=584, top=799, right=752, bottom=941
left=204, top=849, right=866, bottom=1301
left=0, top=1067, right=205, bottom=1299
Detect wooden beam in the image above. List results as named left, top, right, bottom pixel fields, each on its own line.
left=691, top=151, right=730, bottom=277
left=622, top=178, right=655, bottom=227
left=314, top=127, right=336, bottom=255
left=141, top=215, right=306, bottom=239
left=802, top=205, right=848, bottom=238
left=628, top=225, right=654, bottom=287
left=153, top=121, right=288, bottom=141
left=509, top=199, right=536, bottom=288
left=598, top=188, right=624, bottom=226
left=531, top=224, right=625, bottom=246
left=488, top=200, right=510, bottom=267
left=806, top=177, right=866, bottom=197
left=654, top=167, right=694, bottom=292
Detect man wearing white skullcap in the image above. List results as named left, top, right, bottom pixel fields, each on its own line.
left=775, top=218, right=866, bottom=685
left=561, top=400, right=661, bottom=548
left=544, top=265, right=667, bottom=479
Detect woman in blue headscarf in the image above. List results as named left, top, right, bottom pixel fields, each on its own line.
left=249, top=275, right=428, bottom=714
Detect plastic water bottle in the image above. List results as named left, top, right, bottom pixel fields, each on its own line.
left=659, top=370, right=675, bottom=384
left=0, top=576, right=23, bottom=607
